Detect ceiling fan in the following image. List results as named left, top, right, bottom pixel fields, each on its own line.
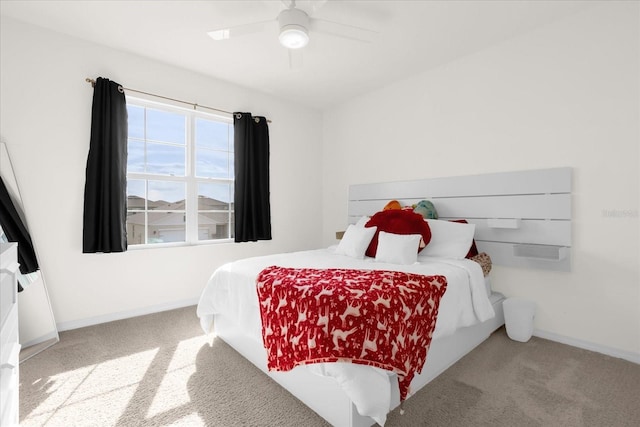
left=207, top=0, right=378, bottom=68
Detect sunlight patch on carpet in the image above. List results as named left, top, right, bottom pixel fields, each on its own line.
left=167, top=335, right=209, bottom=372
left=22, top=348, right=159, bottom=427
left=22, top=383, right=140, bottom=427
left=146, top=335, right=208, bottom=419
left=164, top=412, right=206, bottom=426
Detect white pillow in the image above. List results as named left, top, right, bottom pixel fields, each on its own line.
left=354, top=216, right=370, bottom=228
left=335, top=224, right=377, bottom=259
left=419, top=219, right=476, bottom=259
left=375, top=231, right=421, bottom=265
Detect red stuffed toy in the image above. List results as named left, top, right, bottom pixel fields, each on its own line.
left=365, top=210, right=432, bottom=258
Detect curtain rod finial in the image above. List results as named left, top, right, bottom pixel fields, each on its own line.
left=85, top=77, right=96, bottom=87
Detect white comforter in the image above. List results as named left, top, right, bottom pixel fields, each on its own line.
left=196, top=247, right=494, bottom=425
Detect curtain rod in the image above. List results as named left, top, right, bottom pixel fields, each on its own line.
left=85, top=78, right=271, bottom=123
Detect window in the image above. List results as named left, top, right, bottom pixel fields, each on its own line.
left=126, top=98, right=234, bottom=246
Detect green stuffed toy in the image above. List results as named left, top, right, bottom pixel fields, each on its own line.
left=414, top=200, right=438, bottom=219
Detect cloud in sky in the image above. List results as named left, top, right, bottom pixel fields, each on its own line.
left=126, top=104, right=234, bottom=205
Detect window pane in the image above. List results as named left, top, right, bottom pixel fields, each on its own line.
left=195, top=119, right=230, bottom=150
left=198, top=182, right=232, bottom=209
left=127, top=105, right=144, bottom=139
left=147, top=212, right=185, bottom=243
left=146, top=109, right=185, bottom=144
left=125, top=101, right=236, bottom=247
left=127, top=180, right=145, bottom=210
left=147, top=142, right=185, bottom=176
left=126, top=212, right=146, bottom=245
left=127, top=139, right=145, bottom=173
left=196, top=149, right=230, bottom=179
left=148, top=181, right=185, bottom=210
left=198, top=212, right=231, bottom=240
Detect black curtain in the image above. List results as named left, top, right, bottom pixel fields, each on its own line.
left=82, top=77, right=128, bottom=253
left=234, top=112, right=272, bottom=242
left=0, top=176, right=38, bottom=291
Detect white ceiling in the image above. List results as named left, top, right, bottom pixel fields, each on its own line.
left=1, top=0, right=592, bottom=110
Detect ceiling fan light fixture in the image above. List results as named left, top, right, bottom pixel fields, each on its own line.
left=279, top=25, right=309, bottom=49
left=278, top=5, right=310, bottom=49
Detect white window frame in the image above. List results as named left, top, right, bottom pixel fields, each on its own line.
left=126, top=97, right=234, bottom=249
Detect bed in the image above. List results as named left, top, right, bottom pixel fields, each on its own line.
left=197, top=209, right=505, bottom=426
left=196, top=168, right=573, bottom=426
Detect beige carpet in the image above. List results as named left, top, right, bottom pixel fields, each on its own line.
left=20, top=306, right=640, bottom=427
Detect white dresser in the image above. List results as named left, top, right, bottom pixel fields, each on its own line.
left=1, top=242, right=20, bottom=427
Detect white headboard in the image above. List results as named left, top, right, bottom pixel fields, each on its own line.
left=348, top=168, right=572, bottom=272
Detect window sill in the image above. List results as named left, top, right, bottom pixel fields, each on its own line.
left=127, top=239, right=234, bottom=250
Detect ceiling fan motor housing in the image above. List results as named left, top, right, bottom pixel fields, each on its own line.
left=278, top=7, right=310, bottom=49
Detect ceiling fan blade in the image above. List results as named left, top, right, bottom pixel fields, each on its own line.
left=288, top=49, right=303, bottom=71
left=207, top=20, right=275, bottom=41
left=309, top=18, right=378, bottom=43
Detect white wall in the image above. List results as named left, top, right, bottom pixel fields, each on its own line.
left=0, top=17, right=323, bottom=329
left=322, top=3, right=639, bottom=356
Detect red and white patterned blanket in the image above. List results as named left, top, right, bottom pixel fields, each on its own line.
left=256, top=266, right=447, bottom=401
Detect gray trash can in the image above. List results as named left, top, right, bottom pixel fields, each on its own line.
left=503, top=297, right=536, bottom=342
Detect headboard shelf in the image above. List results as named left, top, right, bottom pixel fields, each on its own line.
left=513, top=244, right=569, bottom=261
left=487, top=218, right=521, bottom=229
left=348, top=167, right=572, bottom=272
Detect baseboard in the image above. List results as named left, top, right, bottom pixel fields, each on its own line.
left=533, top=329, right=640, bottom=365
left=56, top=297, right=199, bottom=332
left=20, top=330, right=59, bottom=349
